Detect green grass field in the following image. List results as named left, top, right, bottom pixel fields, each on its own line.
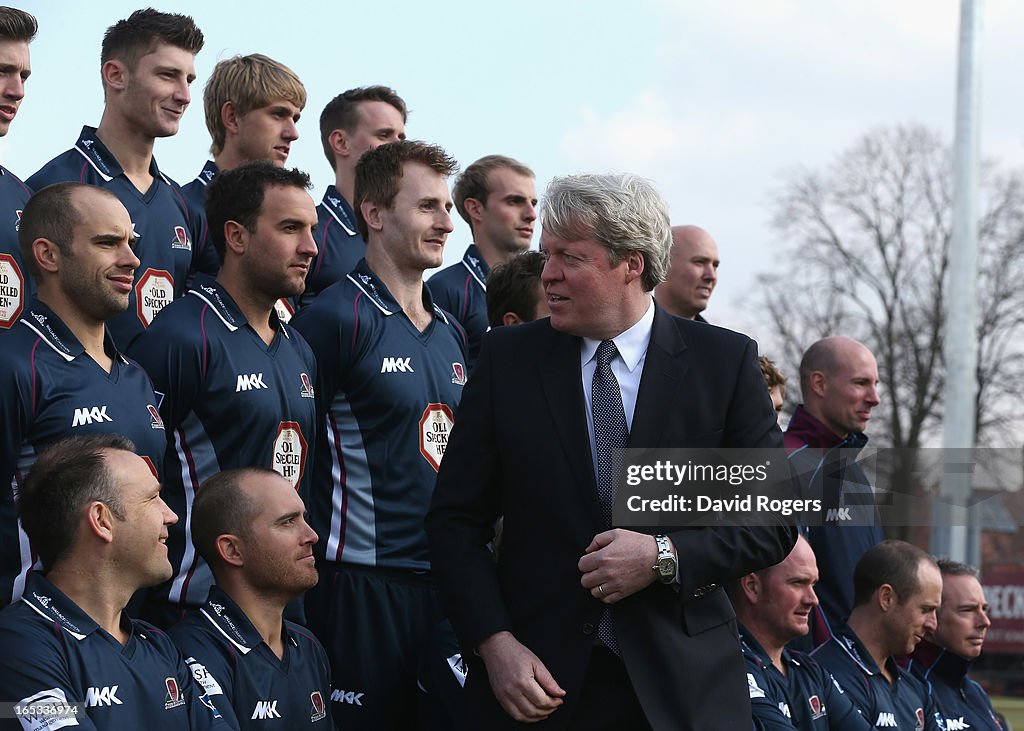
left=993, top=696, right=1024, bottom=729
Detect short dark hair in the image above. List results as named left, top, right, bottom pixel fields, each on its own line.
left=319, top=85, right=407, bottom=170
left=853, top=539, right=937, bottom=607
left=453, top=155, right=534, bottom=227
left=191, top=468, right=267, bottom=573
left=0, top=6, right=37, bottom=42
left=101, top=8, right=203, bottom=70
left=353, top=140, right=457, bottom=241
left=205, top=162, right=312, bottom=260
left=19, top=434, right=135, bottom=571
left=19, top=183, right=117, bottom=278
left=935, top=557, right=979, bottom=578
left=486, top=250, right=546, bottom=327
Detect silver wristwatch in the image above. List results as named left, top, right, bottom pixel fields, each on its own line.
left=653, top=535, right=676, bottom=584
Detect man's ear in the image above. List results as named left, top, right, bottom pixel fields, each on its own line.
left=329, top=128, right=350, bottom=159
left=215, top=534, right=245, bottom=568
left=809, top=371, right=827, bottom=399
left=624, top=250, right=645, bottom=284
left=85, top=502, right=117, bottom=545
left=32, top=238, right=62, bottom=275
left=464, top=197, right=485, bottom=225
left=223, top=220, right=248, bottom=257
left=101, top=59, right=128, bottom=93
left=739, top=573, right=761, bottom=604
left=877, top=583, right=897, bottom=611
left=221, top=100, right=241, bottom=136
left=362, top=200, right=384, bottom=234
left=501, top=312, right=524, bottom=326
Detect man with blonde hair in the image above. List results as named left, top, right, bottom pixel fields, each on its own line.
left=182, top=53, right=306, bottom=212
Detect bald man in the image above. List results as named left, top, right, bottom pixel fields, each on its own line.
left=655, top=225, right=719, bottom=321
left=785, top=336, right=885, bottom=650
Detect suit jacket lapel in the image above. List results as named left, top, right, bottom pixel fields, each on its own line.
left=538, top=326, right=597, bottom=496
left=630, top=305, right=688, bottom=448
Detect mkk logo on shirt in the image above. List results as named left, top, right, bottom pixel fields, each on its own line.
left=85, top=686, right=122, bottom=707
left=381, top=357, right=413, bottom=373
left=72, top=406, right=113, bottom=427
left=251, top=700, right=281, bottom=719
left=236, top=373, right=268, bottom=391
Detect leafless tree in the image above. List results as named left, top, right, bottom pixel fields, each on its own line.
left=763, top=124, right=1024, bottom=447
left=760, top=125, right=1024, bottom=534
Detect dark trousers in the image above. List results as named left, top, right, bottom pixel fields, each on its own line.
left=568, top=645, right=652, bottom=731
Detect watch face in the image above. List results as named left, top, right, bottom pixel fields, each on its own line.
left=658, top=557, right=676, bottom=575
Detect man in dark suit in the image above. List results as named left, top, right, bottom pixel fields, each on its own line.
left=426, top=172, right=796, bottom=730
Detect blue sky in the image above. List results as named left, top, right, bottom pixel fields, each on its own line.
left=5, top=0, right=1023, bottom=347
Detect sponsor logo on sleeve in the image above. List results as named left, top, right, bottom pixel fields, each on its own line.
left=447, top=653, right=468, bottom=688
left=746, top=673, right=765, bottom=699
left=185, top=658, right=224, bottom=696
left=14, top=688, right=80, bottom=730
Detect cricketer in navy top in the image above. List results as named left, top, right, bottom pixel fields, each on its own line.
left=0, top=6, right=38, bottom=330
left=304, top=85, right=407, bottom=308
left=129, top=164, right=318, bottom=618
left=0, top=435, right=229, bottom=730
left=429, top=155, right=537, bottom=370
left=26, top=9, right=212, bottom=349
left=812, top=541, right=945, bottom=731
left=170, top=469, right=331, bottom=730
left=0, top=184, right=165, bottom=608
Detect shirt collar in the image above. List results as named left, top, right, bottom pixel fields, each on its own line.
left=20, top=299, right=124, bottom=363
left=462, top=244, right=489, bottom=289
left=200, top=586, right=297, bottom=655
left=21, top=573, right=100, bottom=640
left=74, top=125, right=161, bottom=182
left=195, top=160, right=219, bottom=187
left=580, top=298, right=654, bottom=372
left=347, top=259, right=450, bottom=324
left=832, top=622, right=897, bottom=678
left=187, top=274, right=289, bottom=338
left=321, top=184, right=357, bottom=233
left=786, top=405, right=869, bottom=451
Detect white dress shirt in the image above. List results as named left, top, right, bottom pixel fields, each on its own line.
left=580, top=298, right=655, bottom=481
